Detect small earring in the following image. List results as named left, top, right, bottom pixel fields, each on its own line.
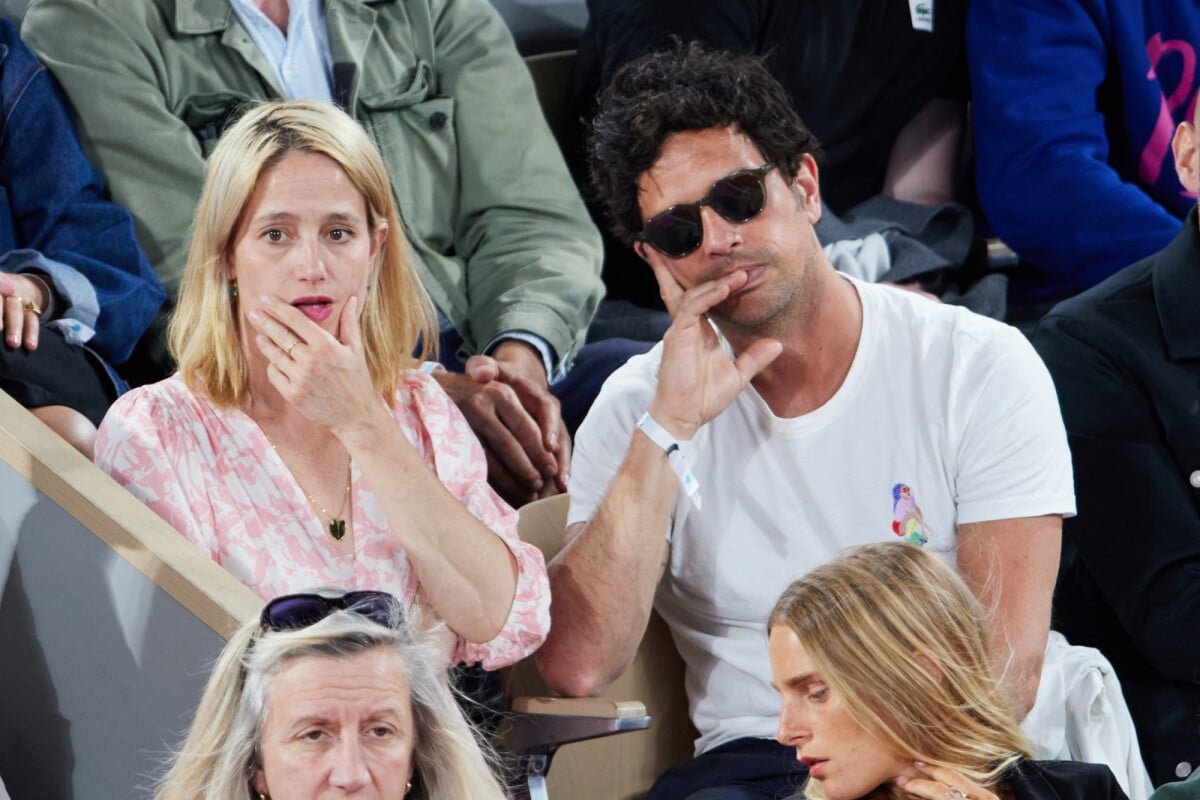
left=404, top=780, right=412, bottom=794
left=229, top=280, right=239, bottom=298
left=257, top=793, right=268, bottom=800
left=365, top=282, right=373, bottom=293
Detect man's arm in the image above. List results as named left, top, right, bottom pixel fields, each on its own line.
left=957, top=515, right=1061, bottom=718
left=420, top=0, right=603, bottom=502
left=537, top=264, right=782, bottom=695
left=535, top=434, right=677, bottom=696
left=430, top=0, right=604, bottom=361
left=439, top=340, right=571, bottom=506
left=3, top=21, right=164, bottom=364
left=969, top=0, right=1182, bottom=295
left=882, top=98, right=964, bottom=208
left=948, top=320, right=1075, bottom=718
left=23, top=0, right=210, bottom=297
left=1035, top=308, right=1200, bottom=684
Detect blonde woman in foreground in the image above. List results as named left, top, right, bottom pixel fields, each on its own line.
left=769, top=543, right=1127, bottom=800
left=155, top=590, right=507, bottom=800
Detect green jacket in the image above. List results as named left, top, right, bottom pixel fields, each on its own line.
left=23, top=0, right=603, bottom=365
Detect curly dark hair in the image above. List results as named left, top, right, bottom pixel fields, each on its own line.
left=588, top=42, right=822, bottom=248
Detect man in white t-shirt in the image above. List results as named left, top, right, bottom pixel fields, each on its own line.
left=534, top=45, right=1075, bottom=800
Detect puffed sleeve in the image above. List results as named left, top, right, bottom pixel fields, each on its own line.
left=402, top=372, right=551, bottom=669
left=94, top=382, right=221, bottom=559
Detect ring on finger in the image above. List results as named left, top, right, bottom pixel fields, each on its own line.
left=945, top=789, right=967, bottom=800
left=286, top=340, right=297, bottom=357
left=6, top=294, right=41, bottom=316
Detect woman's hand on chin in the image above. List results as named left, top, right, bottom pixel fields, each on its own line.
left=248, top=294, right=379, bottom=432
left=894, top=761, right=1000, bottom=800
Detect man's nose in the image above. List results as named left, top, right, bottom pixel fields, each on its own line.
left=699, top=204, right=743, bottom=255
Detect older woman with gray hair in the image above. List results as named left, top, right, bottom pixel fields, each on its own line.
left=154, top=590, right=507, bottom=800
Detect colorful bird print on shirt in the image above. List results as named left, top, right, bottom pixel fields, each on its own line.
left=891, top=483, right=929, bottom=545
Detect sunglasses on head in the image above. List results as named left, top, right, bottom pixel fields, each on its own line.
left=639, top=163, right=776, bottom=258
left=259, top=590, right=400, bottom=633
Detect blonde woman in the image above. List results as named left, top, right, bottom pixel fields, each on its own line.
left=768, top=543, right=1127, bottom=800
left=155, top=590, right=508, bottom=800
left=95, top=101, right=547, bottom=669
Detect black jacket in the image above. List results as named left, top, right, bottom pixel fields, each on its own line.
left=1005, top=760, right=1129, bottom=799
left=1033, top=209, right=1200, bottom=784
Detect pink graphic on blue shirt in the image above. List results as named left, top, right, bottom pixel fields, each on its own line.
left=891, top=483, right=929, bottom=545
left=1141, top=33, right=1199, bottom=199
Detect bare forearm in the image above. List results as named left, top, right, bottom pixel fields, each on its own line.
left=990, top=627, right=1045, bottom=720
left=882, top=98, right=964, bottom=207
left=338, top=412, right=518, bottom=642
left=536, top=432, right=677, bottom=696
left=957, top=516, right=1060, bottom=720
left=537, top=264, right=783, bottom=694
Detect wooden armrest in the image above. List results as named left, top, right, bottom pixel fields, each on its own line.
left=510, top=696, right=648, bottom=719
left=499, top=697, right=652, bottom=757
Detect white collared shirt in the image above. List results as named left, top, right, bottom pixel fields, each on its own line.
left=228, top=0, right=333, bottom=102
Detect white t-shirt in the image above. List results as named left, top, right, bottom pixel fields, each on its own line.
left=568, top=277, right=1075, bottom=755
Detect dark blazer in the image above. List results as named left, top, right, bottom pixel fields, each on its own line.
left=1033, top=209, right=1200, bottom=785
left=1006, top=760, right=1129, bottom=799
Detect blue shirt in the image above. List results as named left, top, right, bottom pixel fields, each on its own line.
left=228, top=0, right=333, bottom=102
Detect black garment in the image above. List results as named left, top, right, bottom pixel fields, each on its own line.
left=646, top=737, right=807, bottom=800
left=0, top=326, right=116, bottom=426
left=644, top=747, right=1124, bottom=800
left=1003, top=759, right=1129, bottom=800
left=1032, top=208, right=1200, bottom=785
left=569, top=0, right=969, bottom=309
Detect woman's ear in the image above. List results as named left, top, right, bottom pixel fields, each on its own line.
left=913, top=650, right=943, bottom=685
left=252, top=767, right=268, bottom=797
left=371, top=220, right=389, bottom=263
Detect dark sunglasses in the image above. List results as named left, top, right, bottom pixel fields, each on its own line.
left=639, top=163, right=776, bottom=258
left=259, top=590, right=400, bottom=633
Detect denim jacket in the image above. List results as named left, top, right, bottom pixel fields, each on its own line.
left=0, top=18, right=164, bottom=365
left=23, top=0, right=603, bottom=368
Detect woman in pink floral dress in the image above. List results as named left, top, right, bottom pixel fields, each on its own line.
left=96, top=101, right=548, bottom=669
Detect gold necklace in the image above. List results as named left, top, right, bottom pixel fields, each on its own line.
left=308, top=458, right=352, bottom=541
left=259, top=427, right=353, bottom=541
